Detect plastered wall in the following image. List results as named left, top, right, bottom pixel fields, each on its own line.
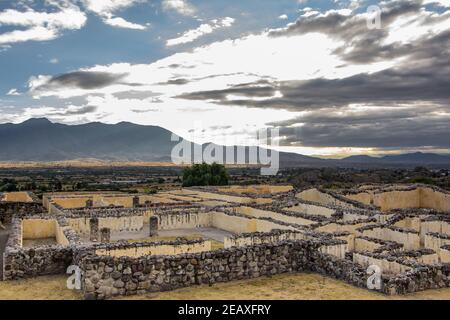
left=158, top=212, right=212, bottom=230
left=236, top=206, right=316, bottom=226
left=354, top=238, right=383, bottom=252
left=440, top=248, right=450, bottom=263
left=316, top=222, right=369, bottom=235
left=284, top=203, right=335, bottom=218
left=223, top=232, right=306, bottom=248
left=296, top=189, right=356, bottom=209
left=22, top=219, right=56, bottom=239
left=346, top=187, right=450, bottom=212
left=217, top=185, right=293, bottom=194
left=319, top=243, right=347, bottom=259
left=67, top=216, right=144, bottom=235
left=424, top=234, right=450, bottom=252
left=362, top=228, right=420, bottom=250
left=394, top=218, right=421, bottom=232
left=189, top=190, right=272, bottom=205
left=353, top=253, right=412, bottom=274
left=22, top=219, right=69, bottom=245
left=211, top=212, right=258, bottom=234
left=95, top=241, right=212, bottom=258
left=420, top=221, right=449, bottom=244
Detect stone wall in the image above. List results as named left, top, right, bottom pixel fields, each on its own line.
left=2, top=216, right=80, bottom=280
left=0, top=202, right=44, bottom=224
left=75, top=241, right=313, bottom=300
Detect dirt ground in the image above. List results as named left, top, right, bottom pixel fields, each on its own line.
left=0, top=273, right=448, bottom=300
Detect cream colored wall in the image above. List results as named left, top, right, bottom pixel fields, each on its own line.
left=343, top=213, right=370, bottom=222
left=48, top=203, right=65, bottom=215
left=217, top=185, right=293, bottom=194
left=235, top=206, right=316, bottom=226
left=211, top=212, right=257, bottom=234
left=320, top=243, right=347, bottom=259
left=139, top=195, right=179, bottom=204
left=439, top=248, right=450, bottom=263
left=346, top=187, right=450, bottom=212
left=296, top=189, right=356, bottom=209
left=224, top=231, right=306, bottom=248
left=373, top=190, right=420, bottom=211
left=22, top=219, right=56, bottom=239
left=354, top=238, right=383, bottom=252
left=337, top=234, right=355, bottom=252
left=420, top=221, right=450, bottom=244
left=316, top=222, right=369, bottom=235
left=158, top=212, right=212, bottom=230
left=420, top=188, right=450, bottom=211
left=353, top=253, right=412, bottom=274
left=67, top=216, right=144, bottom=235
left=254, top=219, right=297, bottom=232
left=394, top=217, right=421, bottom=232
left=189, top=190, right=272, bottom=205
left=284, top=203, right=335, bottom=218
left=362, top=228, right=420, bottom=250
left=52, top=197, right=90, bottom=209
left=95, top=241, right=212, bottom=258
left=345, top=192, right=373, bottom=205
left=55, top=223, right=70, bottom=246
left=424, top=234, right=450, bottom=252
left=94, top=196, right=133, bottom=208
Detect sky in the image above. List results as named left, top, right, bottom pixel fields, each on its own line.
left=0, top=0, right=449, bottom=158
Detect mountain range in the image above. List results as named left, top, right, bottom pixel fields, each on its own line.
left=1, top=118, right=450, bottom=167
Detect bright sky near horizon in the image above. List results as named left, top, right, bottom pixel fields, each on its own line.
left=1, top=0, right=450, bottom=158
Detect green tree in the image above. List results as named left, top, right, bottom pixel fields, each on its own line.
left=182, top=163, right=229, bottom=187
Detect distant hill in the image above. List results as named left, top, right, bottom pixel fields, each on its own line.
left=1, top=118, right=450, bottom=167
left=341, top=152, right=450, bottom=165
left=0, top=118, right=178, bottom=161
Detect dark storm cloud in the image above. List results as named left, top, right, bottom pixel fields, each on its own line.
left=178, top=59, right=450, bottom=111
left=272, top=105, right=450, bottom=149
left=158, top=78, right=191, bottom=85
left=34, top=71, right=127, bottom=92
left=269, top=0, right=426, bottom=64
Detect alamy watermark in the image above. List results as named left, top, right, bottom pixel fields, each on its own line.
left=170, top=124, right=280, bottom=176
left=367, top=5, right=382, bottom=30
left=67, top=265, right=83, bottom=290
left=366, top=265, right=382, bottom=290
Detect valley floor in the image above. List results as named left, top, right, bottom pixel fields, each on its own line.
left=0, top=273, right=449, bottom=300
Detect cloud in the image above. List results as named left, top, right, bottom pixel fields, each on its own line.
left=162, top=0, right=196, bottom=16
left=81, top=0, right=148, bottom=30
left=103, top=16, right=147, bottom=30
left=166, top=17, right=235, bottom=46
left=30, top=71, right=128, bottom=95
left=7, top=88, right=21, bottom=96
left=0, top=1, right=87, bottom=45
left=269, top=104, right=450, bottom=149
left=270, top=0, right=449, bottom=64
left=278, top=14, right=288, bottom=20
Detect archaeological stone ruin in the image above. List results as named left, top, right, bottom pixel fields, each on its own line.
left=0, top=184, right=449, bottom=299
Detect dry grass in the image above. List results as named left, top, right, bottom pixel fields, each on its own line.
left=0, top=275, right=81, bottom=300
left=1, top=273, right=449, bottom=300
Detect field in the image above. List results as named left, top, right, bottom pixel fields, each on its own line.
left=0, top=273, right=449, bottom=300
